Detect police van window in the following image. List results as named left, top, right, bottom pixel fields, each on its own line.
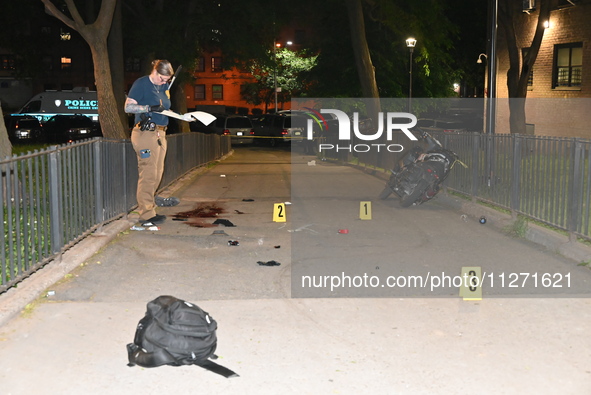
left=22, top=100, right=41, bottom=113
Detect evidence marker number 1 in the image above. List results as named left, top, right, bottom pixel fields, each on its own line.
left=360, top=201, right=372, bottom=220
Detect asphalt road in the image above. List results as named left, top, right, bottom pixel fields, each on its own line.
left=0, top=145, right=589, bottom=394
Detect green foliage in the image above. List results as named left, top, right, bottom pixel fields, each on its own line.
left=505, top=216, right=529, bottom=238
left=298, top=0, right=467, bottom=98
left=243, top=48, right=318, bottom=107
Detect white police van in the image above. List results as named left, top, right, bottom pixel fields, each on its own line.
left=15, top=87, right=98, bottom=123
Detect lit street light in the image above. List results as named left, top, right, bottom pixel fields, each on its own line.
left=477, top=53, right=488, bottom=94
left=477, top=53, right=489, bottom=133
left=406, top=37, right=417, bottom=113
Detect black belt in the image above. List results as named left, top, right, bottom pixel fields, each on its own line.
left=135, top=123, right=167, bottom=132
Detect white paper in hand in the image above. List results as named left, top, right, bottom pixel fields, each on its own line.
left=161, top=110, right=216, bottom=126
left=184, top=111, right=216, bottom=126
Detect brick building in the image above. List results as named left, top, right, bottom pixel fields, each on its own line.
left=495, top=0, right=591, bottom=137
left=184, top=50, right=267, bottom=116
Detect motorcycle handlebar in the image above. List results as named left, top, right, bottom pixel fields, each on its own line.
left=413, top=128, right=442, bottom=150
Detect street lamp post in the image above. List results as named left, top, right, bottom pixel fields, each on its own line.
left=477, top=53, right=488, bottom=87
left=406, top=38, right=417, bottom=113
left=477, top=53, right=488, bottom=132
left=273, top=41, right=280, bottom=113
left=273, top=41, right=291, bottom=113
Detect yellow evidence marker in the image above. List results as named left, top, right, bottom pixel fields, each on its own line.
left=360, top=201, right=372, bottom=220
left=273, top=203, right=286, bottom=222
left=459, top=266, right=482, bottom=301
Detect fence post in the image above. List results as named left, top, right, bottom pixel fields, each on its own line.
left=568, top=140, right=583, bottom=241
left=510, top=135, right=522, bottom=216
left=471, top=134, right=480, bottom=200
left=93, top=139, right=104, bottom=225
left=48, top=148, right=62, bottom=254
left=123, top=141, right=130, bottom=214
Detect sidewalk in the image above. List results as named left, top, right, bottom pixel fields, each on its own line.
left=0, top=147, right=590, bottom=395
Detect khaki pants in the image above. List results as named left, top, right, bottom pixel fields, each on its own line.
left=131, top=126, right=167, bottom=221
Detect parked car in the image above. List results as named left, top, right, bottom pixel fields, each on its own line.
left=3, top=115, right=44, bottom=144
left=210, top=115, right=254, bottom=145
left=416, top=118, right=467, bottom=133
left=43, top=114, right=101, bottom=143
left=253, top=111, right=312, bottom=146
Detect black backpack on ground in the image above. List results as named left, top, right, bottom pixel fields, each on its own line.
left=126, top=295, right=238, bottom=378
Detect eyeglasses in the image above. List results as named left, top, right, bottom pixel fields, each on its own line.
left=157, top=73, right=171, bottom=83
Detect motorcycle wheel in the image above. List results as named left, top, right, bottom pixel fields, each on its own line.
left=379, top=185, right=393, bottom=200
left=400, top=179, right=429, bottom=207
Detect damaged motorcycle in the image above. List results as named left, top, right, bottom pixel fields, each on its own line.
left=379, top=130, right=466, bottom=207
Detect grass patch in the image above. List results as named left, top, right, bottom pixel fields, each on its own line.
left=504, top=216, right=529, bottom=238
left=476, top=199, right=512, bottom=216
left=21, top=301, right=39, bottom=318
left=447, top=190, right=471, bottom=201
left=12, top=144, right=52, bottom=156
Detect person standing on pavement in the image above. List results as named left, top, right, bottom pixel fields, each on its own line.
left=125, top=59, right=180, bottom=227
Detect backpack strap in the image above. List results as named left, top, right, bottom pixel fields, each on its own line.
left=196, top=359, right=240, bottom=378
left=127, top=343, right=177, bottom=367
left=127, top=344, right=239, bottom=378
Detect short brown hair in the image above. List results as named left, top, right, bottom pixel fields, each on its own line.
left=152, top=59, right=174, bottom=77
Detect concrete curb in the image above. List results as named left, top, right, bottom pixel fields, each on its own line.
left=438, top=193, right=591, bottom=264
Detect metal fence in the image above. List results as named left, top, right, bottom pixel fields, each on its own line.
left=320, top=131, right=591, bottom=242
left=1, top=133, right=231, bottom=293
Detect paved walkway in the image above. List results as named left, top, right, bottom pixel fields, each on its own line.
left=0, top=146, right=590, bottom=394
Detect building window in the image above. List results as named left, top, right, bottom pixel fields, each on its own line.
left=61, top=57, right=72, bottom=70
left=0, top=55, right=15, bottom=70
left=553, top=43, right=582, bottom=88
left=125, top=57, right=141, bottom=72
left=211, top=57, right=222, bottom=72
left=196, top=57, right=205, bottom=72
left=212, top=84, right=223, bottom=100
left=60, top=29, right=71, bottom=41
left=194, top=84, right=205, bottom=100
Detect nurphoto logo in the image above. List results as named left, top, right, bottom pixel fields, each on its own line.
left=308, top=109, right=418, bottom=153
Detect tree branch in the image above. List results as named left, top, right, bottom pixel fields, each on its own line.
left=63, top=0, right=86, bottom=27
left=40, top=0, right=78, bottom=31
left=93, top=0, right=117, bottom=36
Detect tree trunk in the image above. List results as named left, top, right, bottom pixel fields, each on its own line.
left=108, top=0, right=129, bottom=136
left=500, top=0, right=552, bottom=134
left=345, top=0, right=381, bottom=120
left=0, top=104, right=12, bottom=159
left=88, top=37, right=126, bottom=139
